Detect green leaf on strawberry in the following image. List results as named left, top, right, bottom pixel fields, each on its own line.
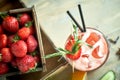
left=25, top=21, right=33, bottom=27
left=73, top=24, right=78, bottom=41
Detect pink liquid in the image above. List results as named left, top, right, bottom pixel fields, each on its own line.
left=64, top=28, right=109, bottom=71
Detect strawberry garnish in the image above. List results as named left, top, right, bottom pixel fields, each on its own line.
left=86, top=32, right=100, bottom=46
left=44, top=24, right=88, bottom=60
left=66, top=48, right=81, bottom=60
left=92, top=46, right=102, bottom=58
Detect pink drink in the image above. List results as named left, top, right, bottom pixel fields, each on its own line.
left=64, top=28, right=109, bottom=71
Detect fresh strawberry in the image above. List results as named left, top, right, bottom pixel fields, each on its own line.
left=11, top=40, right=27, bottom=57
left=25, top=21, right=35, bottom=35
left=29, top=51, right=40, bottom=63
left=0, top=62, right=9, bottom=75
left=0, top=25, right=4, bottom=34
left=86, top=32, right=100, bottom=46
left=17, top=27, right=30, bottom=40
left=16, top=55, right=36, bottom=73
left=18, top=13, right=32, bottom=26
left=65, top=36, right=82, bottom=60
left=2, top=16, right=19, bottom=33
left=0, top=48, right=13, bottom=62
left=0, top=34, right=7, bottom=49
left=26, top=35, right=38, bottom=52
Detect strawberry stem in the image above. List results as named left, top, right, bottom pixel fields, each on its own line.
left=73, top=24, right=78, bottom=41
left=25, top=21, right=33, bottom=27
left=12, top=35, right=20, bottom=42
left=71, top=40, right=82, bottom=53
left=44, top=52, right=66, bottom=59
left=26, top=63, right=37, bottom=73
left=30, top=50, right=38, bottom=56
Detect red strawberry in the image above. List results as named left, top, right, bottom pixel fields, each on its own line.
left=26, top=35, right=38, bottom=52
left=11, top=40, right=27, bottom=57
left=0, top=34, right=7, bottom=49
left=17, top=27, right=30, bottom=40
left=86, top=32, right=100, bottom=46
left=2, top=16, right=19, bottom=33
left=18, top=13, right=32, bottom=26
left=65, top=36, right=82, bottom=60
left=7, top=35, right=15, bottom=47
left=0, top=48, right=13, bottom=62
left=0, top=62, right=9, bottom=75
left=66, top=48, right=81, bottom=60
left=33, top=55, right=40, bottom=63
left=25, top=21, right=35, bottom=35
left=65, top=36, right=75, bottom=51
left=0, top=25, right=4, bottom=34
left=16, top=55, right=36, bottom=73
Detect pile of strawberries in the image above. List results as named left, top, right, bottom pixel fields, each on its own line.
left=0, top=12, right=41, bottom=75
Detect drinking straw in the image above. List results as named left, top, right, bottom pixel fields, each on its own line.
left=78, top=4, right=86, bottom=32
left=67, top=11, right=83, bottom=32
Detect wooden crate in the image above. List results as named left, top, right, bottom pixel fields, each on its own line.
left=0, top=6, right=46, bottom=78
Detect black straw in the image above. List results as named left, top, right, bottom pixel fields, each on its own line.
left=78, top=4, right=86, bottom=32
left=67, top=11, right=83, bottom=32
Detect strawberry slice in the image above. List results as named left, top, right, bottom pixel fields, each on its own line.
left=65, top=36, right=81, bottom=60
left=65, top=36, right=75, bottom=51
left=86, top=32, right=100, bottom=46
left=66, top=48, right=81, bottom=60
left=92, top=46, right=102, bottom=58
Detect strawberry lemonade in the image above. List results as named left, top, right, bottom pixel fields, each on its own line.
left=64, top=27, right=109, bottom=71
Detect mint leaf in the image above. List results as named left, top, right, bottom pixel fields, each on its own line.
left=44, top=52, right=65, bottom=59
left=73, top=24, right=78, bottom=41
left=56, top=48, right=71, bottom=53
left=71, top=40, right=82, bottom=53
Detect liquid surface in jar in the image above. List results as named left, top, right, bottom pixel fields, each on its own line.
left=65, top=28, right=109, bottom=71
